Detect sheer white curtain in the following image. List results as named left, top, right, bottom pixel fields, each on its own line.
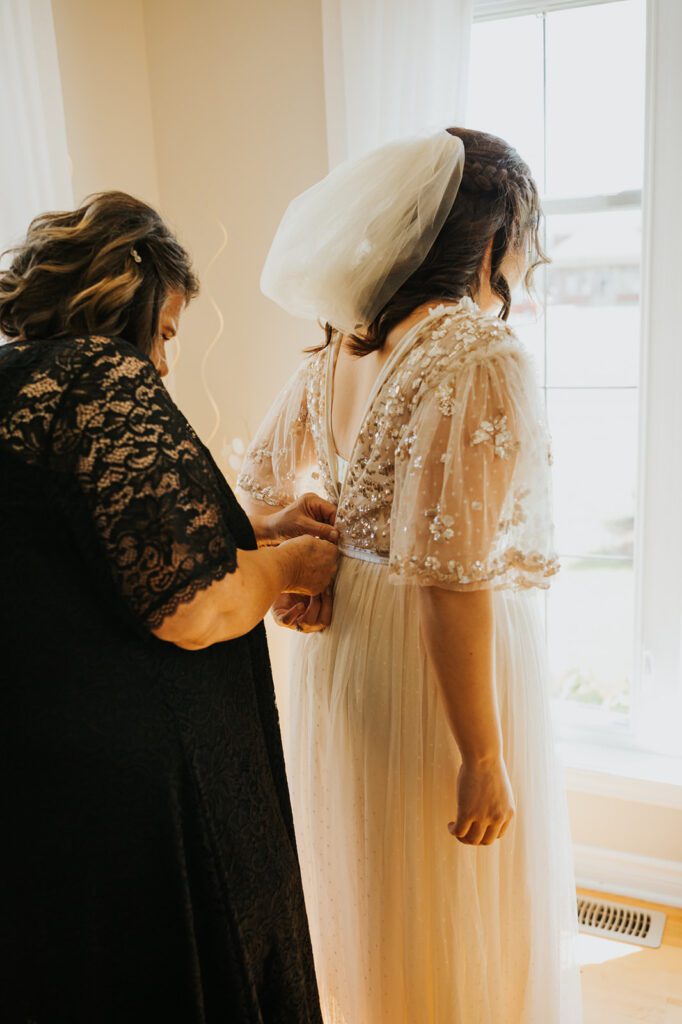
left=322, top=0, right=473, bottom=166
left=0, top=0, right=72, bottom=257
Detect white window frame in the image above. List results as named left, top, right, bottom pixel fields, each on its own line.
left=633, top=0, right=682, bottom=761
left=474, top=0, right=623, bottom=18
left=473, top=0, right=682, bottom=795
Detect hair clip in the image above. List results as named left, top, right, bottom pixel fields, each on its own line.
left=130, top=247, right=142, bottom=263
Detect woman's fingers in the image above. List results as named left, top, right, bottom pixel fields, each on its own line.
left=318, top=586, right=334, bottom=628
left=497, top=817, right=512, bottom=840
left=292, top=587, right=334, bottom=633
left=479, top=823, right=501, bottom=846
left=294, top=596, right=331, bottom=634
left=448, top=811, right=507, bottom=843
left=449, top=816, right=473, bottom=840
left=461, top=820, right=487, bottom=846
left=279, top=603, right=306, bottom=625
left=449, top=816, right=509, bottom=845
left=302, top=517, right=339, bottom=544
left=271, top=494, right=339, bottom=544
left=302, top=492, right=337, bottom=525
left=299, top=595, right=322, bottom=627
left=271, top=593, right=308, bottom=629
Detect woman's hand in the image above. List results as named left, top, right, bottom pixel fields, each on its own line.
left=278, top=535, right=339, bottom=596
left=271, top=588, right=334, bottom=633
left=252, top=492, right=338, bottom=545
left=449, top=756, right=515, bottom=846
left=153, top=536, right=337, bottom=650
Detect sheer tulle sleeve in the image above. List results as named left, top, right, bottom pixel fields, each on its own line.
left=50, top=343, right=239, bottom=630
left=237, top=359, right=316, bottom=508
left=389, top=340, right=559, bottom=591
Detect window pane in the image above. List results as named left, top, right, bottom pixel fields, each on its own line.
left=510, top=290, right=546, bottom=385
left=467, top=1, right=646, bottom=733
left=548, top=387, right=637, bottom=557
left=545, top=1, right=646, bottom=197
left=545, top=207, right=642, bottom=387
left=548, top=557, right=634, bottom=714
left=468, top=15, right=544, bottom=184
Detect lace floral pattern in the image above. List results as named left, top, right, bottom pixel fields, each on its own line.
left=240, top=297, right=560, bottom=592
left=0, top=336, right=238, bottom=627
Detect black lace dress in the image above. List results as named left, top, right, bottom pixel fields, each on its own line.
left=0, top=335, right=322, bottom=1024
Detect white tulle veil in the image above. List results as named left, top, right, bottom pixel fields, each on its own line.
left=260, top=131, right=465, bottom=335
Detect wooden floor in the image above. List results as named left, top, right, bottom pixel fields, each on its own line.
left=578, top=887, right=682, bottom=1023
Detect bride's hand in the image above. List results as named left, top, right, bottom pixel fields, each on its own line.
left=450, top=756, right=515, bottom=846
left=271, top=587, right=334, bottom=633
left=256, top=492, right=338, bottom=545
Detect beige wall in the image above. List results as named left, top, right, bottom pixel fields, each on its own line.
left=568, top=791, right=682, bottom=863
left=51, top=0, right=160, bottom=206
left=53, top=0, right=328, bottom=452
left=142, top=0, right=328, bottom=449
left=49, top=0, right=681, bottom=884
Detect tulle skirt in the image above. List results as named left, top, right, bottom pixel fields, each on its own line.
left=283, top=551, right=583, bottom=1024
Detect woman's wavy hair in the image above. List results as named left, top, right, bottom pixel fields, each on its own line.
left=322, top=126, right=548, bottom=355
left=0, top=191, right=199, bottom=355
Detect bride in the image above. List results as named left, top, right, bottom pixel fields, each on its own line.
left=237, top=127, right=583, bottom=1023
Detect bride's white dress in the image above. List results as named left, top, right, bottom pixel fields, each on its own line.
left=237, top=298, right=583, bottom=1024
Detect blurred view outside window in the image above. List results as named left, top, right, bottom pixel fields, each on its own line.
left=468, top=0, right=645, bottom=725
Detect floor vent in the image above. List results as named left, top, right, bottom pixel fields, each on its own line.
left=577, top=896, right=666, bottom=949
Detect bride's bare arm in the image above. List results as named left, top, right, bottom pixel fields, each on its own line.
left=418, top=588, right=500, bottom=759
left=418, top=586, right=515, bottom=846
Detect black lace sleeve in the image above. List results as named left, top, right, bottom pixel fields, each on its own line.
left=47, top=340, right=238, bottom=630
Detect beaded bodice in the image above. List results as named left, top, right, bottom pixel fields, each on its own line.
left=238, top=298, right=559, bottom=592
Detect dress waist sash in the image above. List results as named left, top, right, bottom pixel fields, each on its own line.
left=339, top=543, right=390, bottom=566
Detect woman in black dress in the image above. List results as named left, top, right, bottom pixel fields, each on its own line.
left=0, top=192, right=337, bottom=1023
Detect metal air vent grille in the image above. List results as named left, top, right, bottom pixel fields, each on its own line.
left=577, top=896, right=666, bottom=949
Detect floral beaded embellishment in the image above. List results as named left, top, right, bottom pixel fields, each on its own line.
left=470, top=412, right=519, bottom=459
left=429, top=512, right=455, bottom=542
left=248, top=444, right=273, bottom=466
left=498, top=488, right=529, bottom=532
left=436, top=380, right=455, bottom=416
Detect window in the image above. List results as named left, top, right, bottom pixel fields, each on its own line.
left=467, top=0, right=649, bottom=745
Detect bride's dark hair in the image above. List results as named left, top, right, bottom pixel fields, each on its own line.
left=321, top=126, right=548, bottom=356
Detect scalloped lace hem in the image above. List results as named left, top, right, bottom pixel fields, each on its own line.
left=144, top=559, right=238, bottom=630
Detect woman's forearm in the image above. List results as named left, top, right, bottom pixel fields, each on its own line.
left=418, top=587, right=503, bottom=764
left=153, top=544, right=296, bottom=650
